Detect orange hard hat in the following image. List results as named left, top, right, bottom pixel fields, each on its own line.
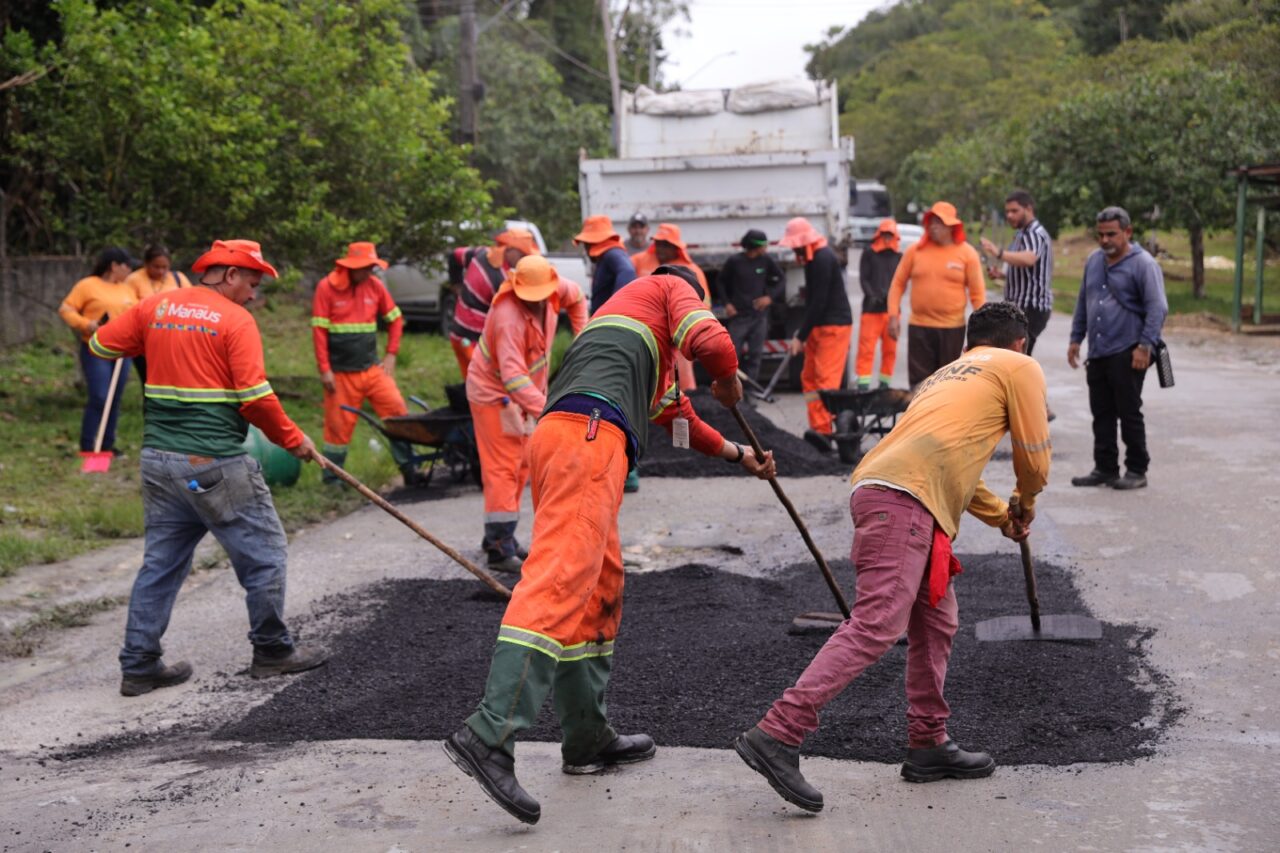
left=508, top=255, right=559, bottom=302
left=574, top=215, right=619, bottom=245
left=876, top=218, right=899, bottom=236
left=335, top=241, right=388, bottom=270
left=191, top=239, right=279, bottom=278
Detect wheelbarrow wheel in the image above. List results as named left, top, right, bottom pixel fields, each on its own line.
left=834, top=409, right=865, bottom=465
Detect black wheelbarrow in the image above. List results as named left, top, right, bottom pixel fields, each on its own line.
left=341, top=384, right=481, bottom=488
left=818, top=387, right=913, bottom=465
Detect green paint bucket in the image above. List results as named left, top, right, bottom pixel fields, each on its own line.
left=241, top=425, right=302, bottom=487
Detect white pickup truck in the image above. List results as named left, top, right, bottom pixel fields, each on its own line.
left=383, top=219, right=588, bottom=333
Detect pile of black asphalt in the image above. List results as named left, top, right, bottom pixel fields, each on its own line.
left=216, top=552, right=1177, bottom=766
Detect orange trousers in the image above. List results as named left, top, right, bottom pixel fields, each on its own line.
left=500, top=411, right=628, bottom=649
left=472, top=401, right=530, bottom=523
left=449, top=335, right=475, bottom=380
left=322, top=365, right=407, bottom=449
left=854, top=312, right=897, bottom=385
left=802, top=324, right=852, bottom=434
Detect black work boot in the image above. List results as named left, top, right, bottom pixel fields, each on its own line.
left=1111, top=471, right=1148, bottom=490
left=250, top=643, right=328, bottom=679
left=443, top=725, right=541, bottom=825
left=901, top=739, right=995, bottom=783
left=733, top=726, right=824, bottom=813
left=562, top=733, right=656, bottom=775
left=483, top=522, right=523, bottom=573
left=1071, top=469, right=1119, bottom=487
left=120, top=660, right=194, bottom=697
left=803, top=429, right=834, bottom=454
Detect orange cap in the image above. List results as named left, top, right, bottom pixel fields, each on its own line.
left=191, top=239, right=279, bottom=278
left=508, top=255, right=560, bottom=302
left=495, top=228, right=540, bottom=257
left=652, top=222, right=688, bottom=251
left=777, top=217, right=824, bottom=249
left=335, top=241, right=388, bottom=270
left=574, top=215, right=619, bottom=245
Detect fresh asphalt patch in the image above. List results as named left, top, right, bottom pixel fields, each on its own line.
left=214, top=554, right=1179, bottom=766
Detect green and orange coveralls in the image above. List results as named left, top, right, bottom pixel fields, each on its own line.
left=464, top=273, right=738, bottom=763
left=311, top=267, right=410, bottom=474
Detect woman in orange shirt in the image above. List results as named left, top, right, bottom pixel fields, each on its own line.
left=123, top=245, right=190, bottom=383
left=59, top=247, right=143, bottom=455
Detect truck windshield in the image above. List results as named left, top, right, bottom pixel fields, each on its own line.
left=851, top=188, right=891, bottom=218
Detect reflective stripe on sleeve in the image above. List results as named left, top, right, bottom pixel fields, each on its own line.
left=383, top=306, right=402, bottom=323
left=497, top=625, right=563, bottom=660
left=672, top=309, right=717, bottom=349
left=1012, top=437, right=1052, bottom=453
left=477, top=337, right=492, bottom=359
left=529, top=354, right=548, bottom=375
left=88, top=334, right=122, bottom=359
left=503, top=374, right=533, bottom=393
left=144, top=382, right=274, bottom=404
left=310, top=317, right=331, bottom=329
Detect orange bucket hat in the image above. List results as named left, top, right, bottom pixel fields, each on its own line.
left=191, top=239, right=278, bottom=278
left=574, top=215, right=620, bottom=245
left=777, top=217, right=824, bottom=249
left=922, top=201, right=966, bottom=243
left=508, top=255, right=560, bottom=302
left=495, top=228, right=541, bottom=257
left=335, top=241, right=388, bottom=270
left=652, top=222, right=688, bottom=251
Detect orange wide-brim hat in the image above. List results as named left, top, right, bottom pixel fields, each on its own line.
left=922, top=201, right=966, bottom=242
left=574, top=215, right=619, bottom=245
left=335, top=241, right=389, bottom=270
left=652, top=222, right=688, bottom=251
left=495, top=228, right=541, bottom=257
left=191, top=239, right=279, bottom=278
left=508, top=255, right=560, bottom=302
left=776, top=217, right=824, bottom=249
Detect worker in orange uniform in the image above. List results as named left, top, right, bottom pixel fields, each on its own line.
left=777, top=217, right=853, bottom=454
left=632, top=223, right=709, bottom=395
left=888, top=201, right=987, bottom=388
left=90, top=239, right=327, bottom=696
left=311, top=242, right=418, bottom=485
left=575, top=215, right=636, bottom=315
left=444, top=266, right=777, bottom=826
left=449, top=229, right=541, bottom=377
left=855, top=219, right=902, bottom=389
left=466, top=255, right=589, bottom=572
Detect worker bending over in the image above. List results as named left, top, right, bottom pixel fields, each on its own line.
left=778, top=217, right=853, bottom=453
left=466, top=256, right=588, bottom=572
left=735, top=301, right=1051, bottom=813
left=444, top=267, right=776, bottom=825
left=312, top=242, right=419, bottom=485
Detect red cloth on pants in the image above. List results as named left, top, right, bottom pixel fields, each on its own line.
left=501, top=412, right=629, bottom=648
left=472, top=400, right=530, bottom=523
left=802, top=324, right=852, bottom=433
left=854, top=312, right=896, bottom=382
left=759, top=487, right=959, bottom=749
left=322, top=365, right=408, bottom=448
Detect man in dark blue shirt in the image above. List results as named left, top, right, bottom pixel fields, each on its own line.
left=1068, top=206, right=1168, bottom=490
left=575, top=215, right=638, bottom=316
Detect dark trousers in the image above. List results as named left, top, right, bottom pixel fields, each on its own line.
left=1086, top=348, right=1149, bottom=476
left=79, top=343, right=131, bottom=452
left=906, top=324, right=966, bottom=387
left=727, top=311, right=768, bottom=382
left=1023, top=307, right=1051, bottom=356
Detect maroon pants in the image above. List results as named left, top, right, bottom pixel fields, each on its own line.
left=760, top=487, right=959, bottom=748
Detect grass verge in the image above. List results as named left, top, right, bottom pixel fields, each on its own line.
left=0, top=595, right=127, bottom=658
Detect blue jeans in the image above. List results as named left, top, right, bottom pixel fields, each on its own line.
left=119, top=449, right=294, bottom=676
left=79, top=343, right=132, bottom=452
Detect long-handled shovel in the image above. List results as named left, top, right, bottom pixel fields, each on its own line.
left=974, top=499, right=1100, bottom=642
left=316, top=456, right=512, bottom=600
left=737, top=369, right=775, bottom=403
left=80, top=357, right=125, bottom=474
left=729, top=406, right=850, bottom=633
left=758, top=341, right=796, bottom=401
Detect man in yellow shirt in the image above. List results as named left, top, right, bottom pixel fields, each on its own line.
left=735, top=301, right=1051, bottom=813
left=887, top=201, right=987, bottom=387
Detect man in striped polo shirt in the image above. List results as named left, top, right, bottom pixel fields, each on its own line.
left=981, top=190, right=1054, bottom=355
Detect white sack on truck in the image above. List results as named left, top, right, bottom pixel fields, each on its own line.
left=632, top=85, right=723, bottom=116
left=727, top=79, right=821, bottom=114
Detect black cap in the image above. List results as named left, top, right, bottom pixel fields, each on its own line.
left=741, top=229, right=768, bottom=248
left=629, top=212, right=648, bottom=227
left=653, top=264, right=704, bottom=300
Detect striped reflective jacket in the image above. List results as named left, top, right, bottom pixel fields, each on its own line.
left=90, top=288, right=304, bottom=457
left=311, top=268, right=403, bottom=373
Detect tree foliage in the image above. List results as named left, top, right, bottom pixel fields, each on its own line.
left=1, top=0, right=491, bottom=267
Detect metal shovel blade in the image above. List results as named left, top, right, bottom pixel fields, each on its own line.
left=975, top=613, right=1102, bottom=642
left=788, top=611, right=844, bottom=635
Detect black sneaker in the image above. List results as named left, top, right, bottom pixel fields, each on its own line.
left=562, top=733, right=656, bottom=775
left=487, top=554, right=523, bottom=573
left=901, top=739, right=995, bottom=783
left=120, top=660, right=193, bottom=697
left=1071, top=469, right=1119, bottom=487
left=250, top=643, right=328, bottom=679
left=733, top=726, right=824, bottom=813
left=803, top=430, right=834, bottom=454
left=1111, top=472, right=1148, bottom=490
left=443, top=726, right=540, bottom=825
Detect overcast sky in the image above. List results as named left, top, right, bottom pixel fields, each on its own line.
left=661, top=0, right=884, bottom=90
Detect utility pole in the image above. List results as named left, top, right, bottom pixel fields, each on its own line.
left=458, top=0, right=478, bottom=147
left=599, top=0, right=622, bottom=152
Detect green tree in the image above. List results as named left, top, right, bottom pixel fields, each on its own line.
left=1021, top=64, right=1280, bottom=296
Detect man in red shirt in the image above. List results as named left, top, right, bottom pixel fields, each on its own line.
left=90, top=239, right=327, bottom=697
left=444, top=267, right=777, bottom=825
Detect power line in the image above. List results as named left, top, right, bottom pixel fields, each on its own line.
left=484, top=0, right=640, bottom=87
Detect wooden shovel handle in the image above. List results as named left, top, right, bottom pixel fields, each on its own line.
left=1009, top=496, right=1040, bottom=631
